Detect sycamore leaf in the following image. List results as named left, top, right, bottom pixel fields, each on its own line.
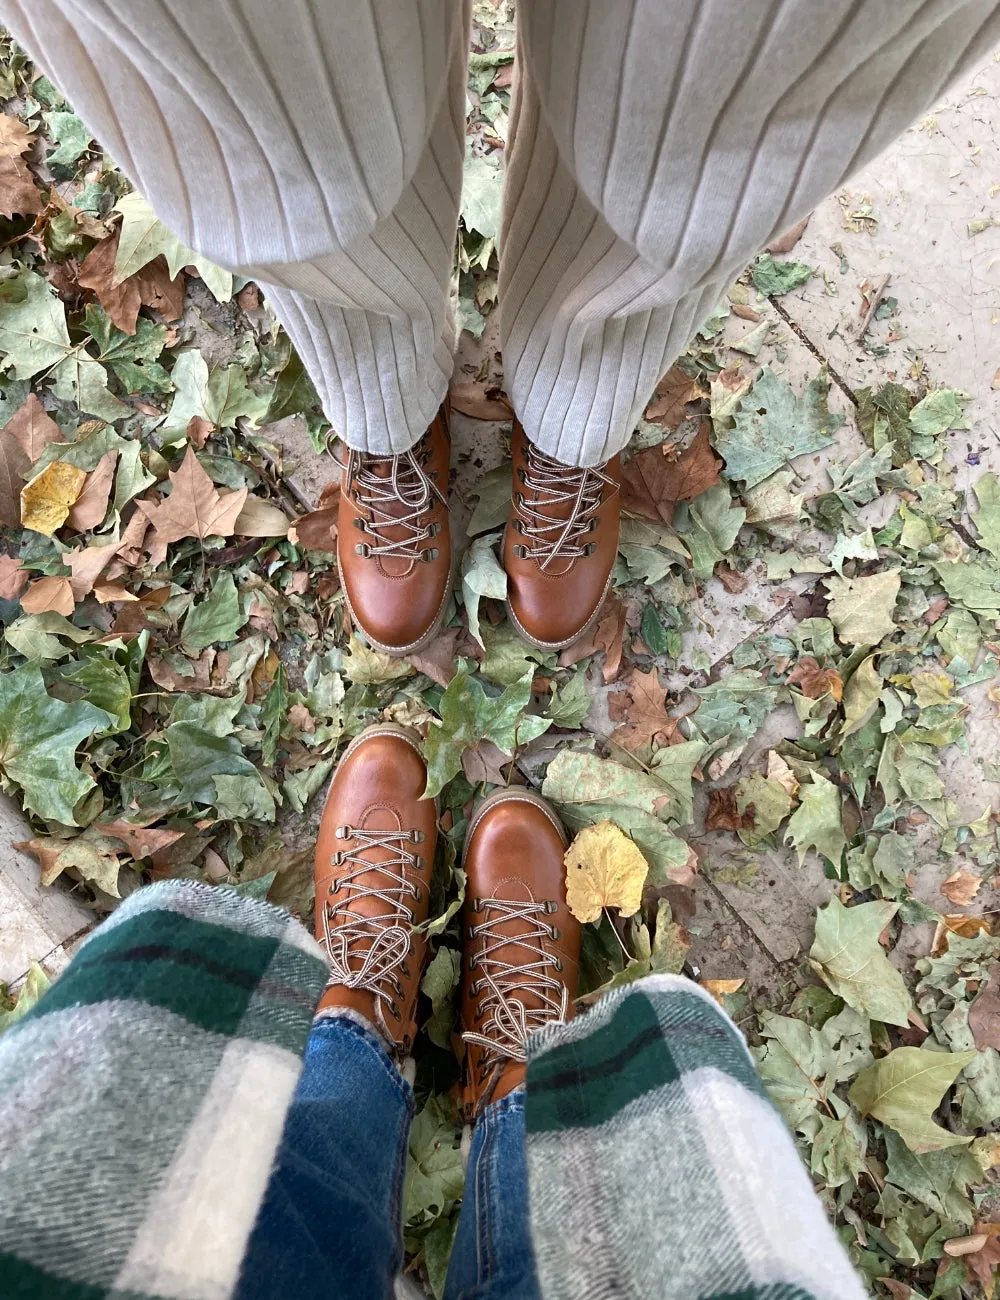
left=673, top=482, right=746, bottom=578
left=651, top=897, right=691, bottom=973
left=849, top=1046, right=977, bottom=1153
left=20, top=460, right=86, bottom=535
left=47, top=837, right=121, bottom=897
left=343, top=635, right=414, bottom=684
left=84, top=304, right=171, bottom=394
left=541, top=749, right=670, bottom=817
left=619, top=423, right=721, bottom=525
left=423, top=665, right=551, bottom=798
left=545, top=672, right=591, bottom=729
left=42, top=110, right=92, bottom=170
left=909, top=388, right=970, bottom=438
left=0, top=270, right=72, bottom=379
left=941, top=869, right=982, bottom=907
left=719, top=368, right=842, bottom=488
left=467, top=464, right=513, bottom=536
left=20, top=576, right=74, bottom=616
left=114, top=192, right=232, bottom=301
left=751, top=254, right=813, bottom=296
left=3, top=392, right=62, bottom=463
left=735, top=773, right=793, bottom=847
left=785, top=772, right=845, bottom=865
left=0, top=961, right=51, bottom=1035
left=181, top=572, right=247, bottom=651
left=841, top=654, right=883, bottom=736
left=0, top=662, right=113, bottom=824
left=137, top=447, right=248, bottom=543
left=0, top=554, right=27, bottom=599
left=49, top=351, right=131, bottom=423
left=461, top=533, right=506, bottom=648
left=934, top=558, right=1000, bottom=618
left=564, top=819, right=649, bottom=924
left=809, top=896, right=913, bottom=1026
left=970, top=472, right=1000, bottom=561
left=0, top=426, right=28, bottom=526
left=825, top=570, right=900, bottom=646
left=461, top=150, right=502, bottom=239
left=161, top=350, right=269, bottom=440
left=65, top=450, right=116, bottom=532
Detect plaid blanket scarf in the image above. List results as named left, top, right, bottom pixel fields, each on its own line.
left=0, top=881, right=863, bottom=1299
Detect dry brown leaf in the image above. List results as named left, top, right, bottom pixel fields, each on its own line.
left=286, top=702, right=316, bottom=734
left=0, top=428, right=29, bottom=526
left=79, top=231, right=184, bottom=334
left=186, top=415, right=213, bottom=449
left=406, top=626, right=460, bottom=687
left=462, top=739, right=513, bottom=786
left=237, top=282, right=261, bottom=313
left=234, top=496, right=290, bottom=538
left=449, top=380, right=513, bottom=421
left=963, top=1235, right=1000, bottom=1294
left=665, top=844, right=700, bottom=888
left=0, top=553, right=27, bottom=600
left=731, top=304, right=762, bottom=323
left=3, top=393, right=63, bottom=463
left=942, top=869, right=983, bottom=907
left=288, top=504, right=339, bottom=551
left=67, top=542, right=120, bottom=601
left=715, top=564, right=748, bottom=594
left=564, top=820, right=649, bottom=924
left=699, top=978, right=745, bottom=1005
left=15, top=836, right=68, bottom=885
left=20, top=461, right=87, bottom=535
left=876, top=1279, right=916, bottom=1300
left=0, top=148, right=41, bottom=219
left=20, top=575, right=74, bottom=615
left=0, top=113, right=33, bottom=158
left=93, top=582, right=138, bottom=603
left=610, top=666, right=677, bottom=753
left=136, top=447, right=248, bottom=544
left=766, top=751, right=799, bottom=799
left=147, top=651, right=217, bottom=694
left=932, top=914, right=992, bottom=956
left=969, top=964, right=1000, bottom=1051
left=66, top=450, right=117, bottom=532
left=558, top=592, right=627, bottom=682
left=768, top=214, right=812, bottom=255
left=706, top=786, right=752, bottom=832
left=98, top=820, right=185, bottom=860
left=788, top=655, right=844, bottom=702
left=620, top=422, right=721, bottom=526
left=644, top=365, right=707, bottom=428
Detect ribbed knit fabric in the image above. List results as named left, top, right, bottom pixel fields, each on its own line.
left=5, top=0, right=1000, bottom=465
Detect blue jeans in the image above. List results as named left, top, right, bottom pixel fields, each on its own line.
left=236, top=1016, right=540, bottom=1300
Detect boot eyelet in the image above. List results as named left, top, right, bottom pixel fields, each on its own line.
left=553, top=957, right=563, bottom=972
left=422, top=547, right=438, bottom=562
left=390, top=1005, right=401, bottom=1021
left=413, top=886, right=423, bottom=903
left=353, top=517, right=367, bottom=531
left=355, top=543, right=372, bottom=558
left=414, top=855, right=424, bottom=870
left=412, top=829, right=425, bottom=843
left=335, top=827, right=350, bottom=839
left=550, top=926, right=561, bottom=941
left=513, top=545, right=526, bottom=559
left=515, top=491, right=524, bottom=507
left=584, top=542, right=597, bottom=556
left=514, top=519, right=524, bottom=534
left=467, top=926, right=477, bottom=940
left=545, top=901, right=558, bottom=914
left=589, top=518, right=598, bottom=532
left=329, top=878, right=339, bottom=894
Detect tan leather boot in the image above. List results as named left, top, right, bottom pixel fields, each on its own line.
left=460, top=790, right=580, bottom=1118
left=502, top=420, right=621, bottom=650
left=337, top=406, right=452, bottom=655
left=314, top=724, right=437, bottom=1053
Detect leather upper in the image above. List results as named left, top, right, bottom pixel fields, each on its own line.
left=460, top=792, right=580, bottom=1117
left=336, top=407, right=452, bottom=654
left=503, top=420, right=621, bottom=649
left=314, top=725, right=438, bottom=1051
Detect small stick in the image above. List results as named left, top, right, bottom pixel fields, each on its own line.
left=856, top=273, right=891, bottom=342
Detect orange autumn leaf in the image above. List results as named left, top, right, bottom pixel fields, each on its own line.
left=787, top=655, right=844, bottom=702
left=20, top=575, right=74, bottom=615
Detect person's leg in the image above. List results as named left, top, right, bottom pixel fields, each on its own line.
left=236, top=1015, right=413, bottom=1300
left=499, top=0, right=1000, bottom=647
left=443, top=1092, right=539, bottom=1300
left=0, top=0, right=466, bottom=652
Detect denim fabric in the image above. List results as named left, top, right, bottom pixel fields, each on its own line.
left=236, top=1015, right=540, bottom=1300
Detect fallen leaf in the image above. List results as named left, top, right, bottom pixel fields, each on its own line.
left=0, top=554, right=27, bottom=600
left=787, top=655, right=844, bottom=701
left=448, top=380, right=512, bottom=420
left=20, top=461, right=87, bottom=535
left=825, top=570, right=901, bottom=646
left=93, top=582, right=138, bottom=603
left=0, top=114, right=34, bottom=159
left=932, top=914, right=992, bottom=956
left=136, top=447, right=248, bottom=544
left=65, top=449, right=117, bottom=531
left=610, top=666, right=677, bottom=753
left=970, top=967, right=1000, bottom=1052
left=3, top=393, right=62, bottom=462
left=560, top=592, right=626, bottom=682
left=234, top=496, right=290, bottom=538
left=461, top=738, right=513, bottom=786
left=0, top=118, right=42, bottom=219
left=0, top=429, right=29, bottom=526
left=963, top=1232, right=1000, bottom=1293
left=809, top=896, right=912, bottom=1026
left=288, top=503, right=338, bottom=551
left=644, top=366, right=706, bottom=428
left=620, top=423, right=721, bottom=525
left=849, top=1045, right=977, bottom=1153
left=564, top=819, right=649, bottom=924
left=20, top=576, right=74, bottom=616
left=186, top=415, right=213, bottom=449
left=700, top=978, right=745, bottom=1004
left=766, top=751, right=799, bottom=798
left=767, top=214, right=811, bottom=255
left=98, top=820, right=185, bottom=860
left=406, top=627, right=461, bottom=687
left=942, top=869, right=983, bottom=907
left=147, top=652, right=216, bottom=694
left=718, top=368, right=841, bottom=488
left=79, top=230, right=184, bottom=334
left=786, top=772, right=845, bottom=865
left=67, top=542, right=120, bottom=600
left=706, top=786, right=751, bottom=831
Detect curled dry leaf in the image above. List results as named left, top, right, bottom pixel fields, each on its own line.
left=20, top=461, right=87, bottom=536
left=564, top=819, right=649, bottom=924
left=448, top=379, right=513, bottom=421
left=609, top=666, right=678, bottom=754
left=787, top=655, right=844, bottom=702
left=699, top=978, right=745, bottom=1005
left=766, top=751, right=799, bottom=799
left=68, top=541, right=120, bottom=600
left=289, top=504, right=338, bottom=551
left=941, top=868, right=983, bottom=907
left=560, top=592, right=626, bottom=683
left=97, top=820, right=185, bottom=861
left=0, top=553, right=27, bottom=600
left=931, top=913, right=992, bottom=956
left=186, top=415, right=213, bottom=449
left=767, top=213, right=812, bottom=255
left=706, top=786, right=751, bottom=832
left=643, top=365, right=707, bottom=428
left=93, top=582, right=139, bottom=603
left=405, top=626, right=461, bottom=688
left=969, top=965, right=1000, bottom=1051
left=0, top=113, right=41, bottom=219
left=79, top=229, right=185, bottom=334
left=233, top=495, right=290, bottom=538
left=0, top=428, right=29, bottom=527
left=20, top=576, right=75, bottom=616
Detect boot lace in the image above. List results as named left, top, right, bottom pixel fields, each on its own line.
left=512, top=443, right=615, bottom=571
left=321, top=825, right=425, bottom=1022
left=462, top=897, right=568, bottom=1072
left=346, top=443, right=447, bottom=565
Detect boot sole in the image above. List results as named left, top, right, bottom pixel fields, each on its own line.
left=462, top=787, right=567, bottom=861
left=502, top=523, right=616, bottom=652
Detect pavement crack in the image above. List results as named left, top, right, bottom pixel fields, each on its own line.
left=769, top=296, right=858, bottom=408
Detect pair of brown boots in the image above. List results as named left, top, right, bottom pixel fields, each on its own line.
left=336, top=411, right=621, bottom=655
left=314, top=724, right=580, bottom=1118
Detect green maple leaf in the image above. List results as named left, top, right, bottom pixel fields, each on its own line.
left=114, top=192, right=232, bottom=301
left=259, top=663, right=287, bottom=768
left=909, top=387, right=970, bottom=438
left=267, top=347, right=321, bottom=422
left=849, top=1045, right=977, bottom=1153
left=934, top=557, right=1000, bottom=618
left=42, top=110, right=92, bottom=171
left=718, top=368, right=842, bottom=488
left=0, top=662, right=114, bottom=824
left=405, top=1094, right=464, bottom=1224
left=673, top=483, right=745, bottom=578
left=785, top=772, right=845, bottom=865
left=0, top=270, right=71, bottom=379
left=461, top=534, right=506, bottom=648
left=423, top=665, right=551, bottom=798
left=809, top=896, right=913, bottom=1027
left=751, top=254, right=813, bottom=296
left=545, top=671, right=590, bottom=728
left=972, top=472, right=1000, bottom=560
left=461, top=149, right=502, bottom=240
left=856, top=382, right=913, bottom=467
left=161, top=350, right=270, bottom=440
left=85, top=304, right=172, bottom=394
left=181, top=572, right=247, bottom=652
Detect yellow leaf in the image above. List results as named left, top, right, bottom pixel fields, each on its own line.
left=563, top=820, right=649, bottom=924
left=699, top=978, right=745, bottom=1005
left=20, top=460, right=86, bottom=535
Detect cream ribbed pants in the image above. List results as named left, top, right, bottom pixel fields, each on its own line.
left=4, top=0, right=1000, bottom=467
